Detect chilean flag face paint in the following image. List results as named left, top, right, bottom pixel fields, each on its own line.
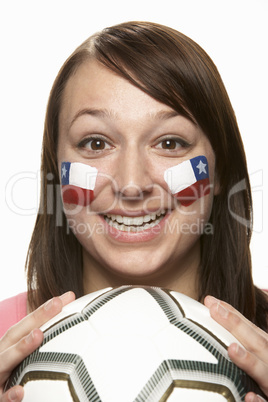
left=164, top=155, right=210, bottom=206
left=61, top=162, right=98, bottom=206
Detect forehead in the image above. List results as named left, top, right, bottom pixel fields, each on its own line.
left=59, top=60, right=182, bottom=129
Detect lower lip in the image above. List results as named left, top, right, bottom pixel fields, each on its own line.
left=100, top=213, right=170, bottom=243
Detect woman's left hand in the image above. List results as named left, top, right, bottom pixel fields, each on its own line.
left=204, top=296, right=268, bottom=402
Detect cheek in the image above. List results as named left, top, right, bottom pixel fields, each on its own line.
left=164, top=155, right=211, bottom=207
left=64, top=210, right=96, bottom=245
left=60, top=162, right=98, bottom=206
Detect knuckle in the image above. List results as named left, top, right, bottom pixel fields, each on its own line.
left=221, top=308, right=242, bottom=331
left=258, top=333, right=268, bottom=349
left=251, top=333, right=268, bottom=353
left=18, top=329, right=41, bottom=353
left=15, top=337, right=30, bottom=357
left=230, top=311, right=242, bottom=327
left=245, top=352, right=258, bottom=368
left=0, top=327, right=17, bottom=349
left=15, top=330, right=39, bottom=357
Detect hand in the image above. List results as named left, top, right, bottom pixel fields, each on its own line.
left=204, top=296, right=268, bottom=402
left=0, top=291, right=75, bottom=402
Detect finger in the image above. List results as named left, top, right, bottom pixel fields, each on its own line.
left=228, top=343, right=268, bottom=397
left=204, top=296, right=268, bottom=360
left=0, top=386, right=24, bottom=402
left=25, top=291, right=76, bottom=335
left=0, top=291, right=75, bottom=352
left=245, top=392, right=267, bottom=402
left=205, top=295, right=263, bottom=333
left=0, top=329, right=44, bottom=385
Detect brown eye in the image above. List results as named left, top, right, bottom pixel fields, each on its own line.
left=78, top=137, right=112, bottom=152
left=161, top=139, right=177, bottom=149
left=90, top=139, right=106, bottom=150
left=155, top=137, right=190, bottom=152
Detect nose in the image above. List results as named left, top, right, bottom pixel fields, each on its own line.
left=112, top=147, right=153, bottom=199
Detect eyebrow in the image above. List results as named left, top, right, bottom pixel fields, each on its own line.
left=149, top=110, right=181, bottom=120
left=69, top=107, right=183, bottom=130
left=69, top=108, right=115, bottom=129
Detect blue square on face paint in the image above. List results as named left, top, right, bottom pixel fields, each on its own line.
left=61, top=162, right=71, bottom=185
left=190, top=156, right=209, bottom=181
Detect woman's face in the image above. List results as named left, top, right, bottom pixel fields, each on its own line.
left=57, top=60, right=218, bottom=295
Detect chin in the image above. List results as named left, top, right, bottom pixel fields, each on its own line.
left=103, top=258, right=166, bottom=282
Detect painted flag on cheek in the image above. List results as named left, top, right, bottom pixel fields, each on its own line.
left=61, top=162, right=98, bottom=206
left=164, top=155, right=210, bottom=207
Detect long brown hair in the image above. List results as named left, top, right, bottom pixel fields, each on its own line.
left=26, top=21, right=268, bottom=329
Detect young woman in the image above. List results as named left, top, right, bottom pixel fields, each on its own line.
left=0, top=21, right=267, bottom=401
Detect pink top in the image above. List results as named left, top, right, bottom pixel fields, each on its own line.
left=0, top=292, right=27, bottom=338
left=0, top=290, right=267, bottom=339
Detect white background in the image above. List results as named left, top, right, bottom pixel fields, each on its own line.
left=0, top=0, right=267, bottom=301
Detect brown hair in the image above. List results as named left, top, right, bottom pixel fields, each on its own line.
left=26, top=21, right=268, bottom=329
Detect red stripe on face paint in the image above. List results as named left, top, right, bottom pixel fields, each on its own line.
left=174, top=178, right=210, bottom=206
left=61, top=185, right=94, bottom=206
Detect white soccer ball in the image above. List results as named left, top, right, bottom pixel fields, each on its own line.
left=6, top=286, right=263, bottom=401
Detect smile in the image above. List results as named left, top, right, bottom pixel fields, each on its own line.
left=104, top=210, right=166, bottom=232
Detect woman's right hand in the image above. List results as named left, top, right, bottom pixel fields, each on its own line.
left=0, top=291, right=75, bottom=401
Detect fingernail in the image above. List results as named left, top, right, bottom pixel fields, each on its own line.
left=44, top=298, right=54, bottom=311
left=256, top=395, right=267, bottom=402
left=9, top=388, right=19, bottom=401
left=59, top=291, right=71, bottom=301
left=216, top=302, right=229, bottom=318
left=247, top=395, right=256, bottom=402
left=235, top=343, right=246, bottom=358
left=208, top=296, right=218, bottom=303
left=206, top=296, right=218, bottom=306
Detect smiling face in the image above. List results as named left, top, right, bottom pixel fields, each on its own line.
left=57, top=59, right=218, bottom=297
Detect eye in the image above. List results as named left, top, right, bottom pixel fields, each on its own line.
left=78, top=137, right=113, bottom=152
left=88, top=139, right=106, bottom=150
left=155, top=137, right=190, bottom=151
left=160, top=139, right=179, bottom=150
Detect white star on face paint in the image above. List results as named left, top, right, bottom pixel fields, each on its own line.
left=62, top=164, right=67, bottom=178
left=196, top=160, right=207, bottom=174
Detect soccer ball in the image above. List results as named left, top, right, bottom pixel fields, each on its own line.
left=6, top=286, right=263, bottom=401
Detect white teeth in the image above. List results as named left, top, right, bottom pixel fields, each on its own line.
left=105, top=210, right=166, bottom=232
left=116, top=215, right=123, bottom=223
left=143, top=215, right=151, bottom=223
